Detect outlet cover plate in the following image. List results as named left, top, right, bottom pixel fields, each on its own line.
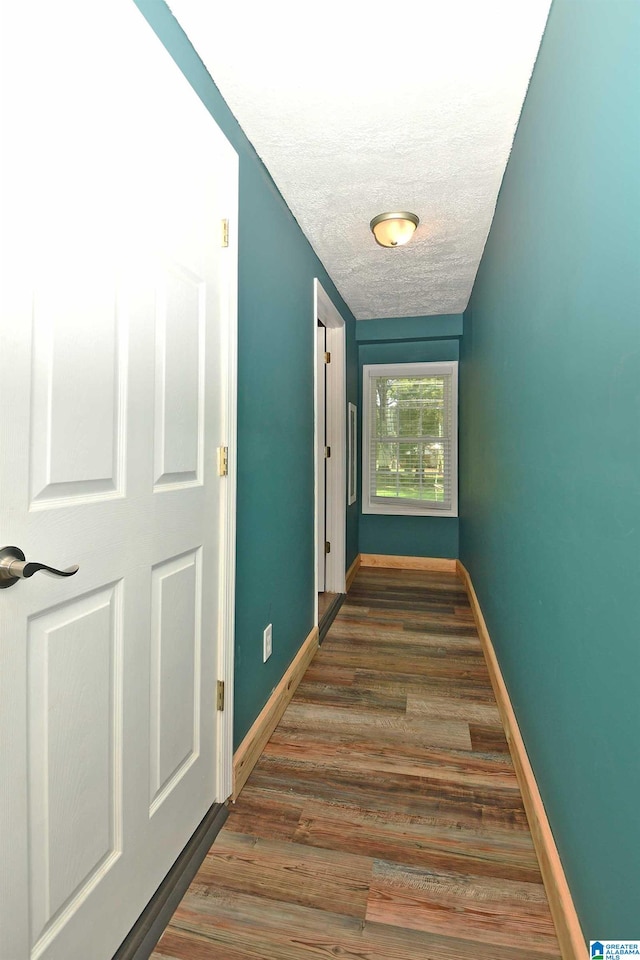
left=263, top=623, right=272, bottom=662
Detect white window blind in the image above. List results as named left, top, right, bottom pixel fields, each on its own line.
left=362, top=362, right=458, bottom=517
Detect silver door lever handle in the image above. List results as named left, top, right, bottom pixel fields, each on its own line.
left=0, top=546, right=79, bottom=589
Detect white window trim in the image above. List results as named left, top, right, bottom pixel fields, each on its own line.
left=348, top=402, right=357, bottom=506
left=362, top=361, right=458, bottom=518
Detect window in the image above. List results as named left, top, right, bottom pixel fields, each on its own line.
left=362, top=361, right=458, bottom=517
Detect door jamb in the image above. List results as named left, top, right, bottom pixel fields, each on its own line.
left=313, top=279, right=346, bottom=624
left=215, top=150, right=239, bottom=803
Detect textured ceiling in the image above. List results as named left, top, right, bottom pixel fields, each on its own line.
left=168, top=1, right=551, bottom=320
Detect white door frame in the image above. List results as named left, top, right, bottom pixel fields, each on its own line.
left=215, top=169, right=238, bottom=802
left=316, top=324, right=327, bottom=593
left=313, top=279, right=346, bottom=621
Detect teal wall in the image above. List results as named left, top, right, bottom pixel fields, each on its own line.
left=459, top=0, right=640, bottom=936
left=358, top=316, right=462, bottom=559
left=355, top=313, right=464, bottom=343
left=133, top=1, right=358, bottom=747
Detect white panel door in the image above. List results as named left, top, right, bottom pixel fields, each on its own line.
left=0, top=2, right=238, bottom=959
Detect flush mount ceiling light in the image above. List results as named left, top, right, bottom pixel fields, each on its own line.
left=370, top=211, right=419, bottom=248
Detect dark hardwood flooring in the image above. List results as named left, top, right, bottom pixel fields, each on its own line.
left=152, top=567, right=560, bottom=959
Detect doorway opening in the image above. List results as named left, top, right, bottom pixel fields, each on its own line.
left=314, top=280, right=346, bottom=638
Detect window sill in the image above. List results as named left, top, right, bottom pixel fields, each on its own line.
left=362, top=500, right=458, bottom=518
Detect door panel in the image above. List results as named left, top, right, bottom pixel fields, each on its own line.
left=154, top=265, right=204, bottom=488
left=150, top=550, right=201, bottom=813
left=30, top=275, right=126, bottom=505
left=28, top=584, right=123, bottom=943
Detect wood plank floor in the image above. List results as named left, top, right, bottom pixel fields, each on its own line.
left=152, top=567, right=560, bottom=960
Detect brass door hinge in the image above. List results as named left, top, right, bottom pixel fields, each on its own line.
left=218, top=446, right=229, bottom=476
left=324, top=446, right=331, bottom=459
left=216, top=680, right=225, bottom=711
left=325, top=541, right=331, bottom=554
left=324, top=351, right=331, bottom=363
left=221, top=219, right=229, bottom=248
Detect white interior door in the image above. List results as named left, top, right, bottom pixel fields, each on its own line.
left=316, top=325, right=327, bottom=593
left=0, top=3, right=238, bottom=959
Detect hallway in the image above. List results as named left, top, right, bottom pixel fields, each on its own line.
left=152, top=567, right=560, bottom=959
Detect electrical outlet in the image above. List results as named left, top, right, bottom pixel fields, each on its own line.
left=263, top=623, right=272, bottom=662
